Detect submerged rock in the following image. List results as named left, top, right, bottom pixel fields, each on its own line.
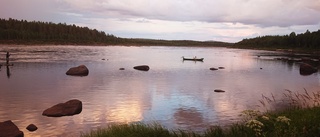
left=66, top=65, right=89, bottom=76
left=0, top=120, right=24, bottom=137
left=26, top=124, right=38, bottom=132
left=42, top=99, right=82, bottom=117
left=119, top=68, right=125, bottom=70
left=218, top=67, right=225, bottom=69
left=300, top=63, right=317, bottom=75
left=133, top=65, right=150, bottom=71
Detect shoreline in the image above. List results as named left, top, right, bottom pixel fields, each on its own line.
left=1, top=42, right=319, bottom=56
left=0, top=39, right=233, bottom=47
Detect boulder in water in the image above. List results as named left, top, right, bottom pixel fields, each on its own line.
left=210, top=67, right=218, bottom=71
left=133, top=65, right=150, bottom=71
left=214, top=89, right=226, bottom=93
left=42, top=99, right=82, bottom=117
left=300, top=63, right=317, bottom=75
left=0, top=120, right=24, bottom=137
left=26, top=124, right=38, bottom=132
left=66, top=65, right=89, bottom=76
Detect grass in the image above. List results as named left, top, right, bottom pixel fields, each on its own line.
left=80, top=123, right=173, bottom=137
left=81, top=90, right=320, bottom=137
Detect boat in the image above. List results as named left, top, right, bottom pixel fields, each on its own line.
left=182, top=56, right=204, bottom=61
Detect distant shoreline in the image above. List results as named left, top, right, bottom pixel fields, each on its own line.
left=0, top=40, right=233, bottom=47
left=1, top=43, right=319, bottom=56
left=230, top=46, right=320, bottom=56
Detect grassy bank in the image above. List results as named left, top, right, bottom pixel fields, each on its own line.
left=81, top=107, right=320, bottom=137
left=81, top=90, right=320, bottom=137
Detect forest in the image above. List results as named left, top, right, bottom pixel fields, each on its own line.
left=0, top=18, right=230, bottom=47
left=235, top=29, right=320, bottom=50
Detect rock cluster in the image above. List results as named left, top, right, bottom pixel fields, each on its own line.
left=210, top=67, right=225, bottom=71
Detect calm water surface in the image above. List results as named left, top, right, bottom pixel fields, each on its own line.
left=0, top=45, right=319, bottom=137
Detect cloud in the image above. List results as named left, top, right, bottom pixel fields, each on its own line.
left=0, top=0, right=60, bottom=21
left=58, top=0, right=320, bottom=27
left=1, top=0, right=320, bottom=42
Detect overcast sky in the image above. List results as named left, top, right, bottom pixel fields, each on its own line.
left=1, top=0, right=320, bottom=42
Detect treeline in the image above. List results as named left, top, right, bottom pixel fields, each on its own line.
left=119, top=38, right=231, bottom=47
left=0, top=18, right=231, bottom=46
left=0, top=18, right=118, bottom=45
left=235, top=30, right=320, bottom=50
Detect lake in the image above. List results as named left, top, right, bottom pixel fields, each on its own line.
left=0, top=45, right=319, bottom=137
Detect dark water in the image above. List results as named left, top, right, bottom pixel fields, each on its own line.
left=0, top=45, right=319, bottom=137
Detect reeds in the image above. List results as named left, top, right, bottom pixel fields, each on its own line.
left=258, top=89, right=320, bottom=111
left=80, top=123, right=173, bottom=137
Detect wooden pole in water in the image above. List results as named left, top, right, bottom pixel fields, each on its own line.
left=6, top=52, right=10, bottom=65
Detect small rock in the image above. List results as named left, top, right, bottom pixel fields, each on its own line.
left=214, top=89, right=225, bottom=93
left=210, top=68, right=218, bottom=71
left=26, top=124, right=37, bottom=132
left=300, top=63, right=317, bottom=75
left=119, top=68, right=125, bottom=70
left=102, top=58, right=105, bottom=60
left=0, top=120, right=24, bottom=137
left=260, top=68, right=263, bottom=69
left=218, top=67, right=225, bottom=69
left=66, top=65, right=89, bottom=76
left=42, top=99, right=82, bottom=117
left=133, top=65, right=150, bottom=71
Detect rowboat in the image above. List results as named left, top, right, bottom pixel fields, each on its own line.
left=182, top=57, right=204, bottom=61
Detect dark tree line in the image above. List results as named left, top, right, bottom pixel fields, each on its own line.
left=235, top=30, right=320, bottom=50
left=0, top=18, right=231, bottom=46
left=118, top=38, right=232, bottom=47
left=0, top=18, right=118, bottom=45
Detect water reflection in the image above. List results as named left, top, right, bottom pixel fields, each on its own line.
left=0, top=45, right=319, bottom=136
left=108, top=100, right=143, bottom=123
left=6, top=66, right=11, bottom=78
left=174, top=107, right=204, bottom=127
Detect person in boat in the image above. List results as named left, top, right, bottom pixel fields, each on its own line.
left=6, top=51, right=10, bottom=65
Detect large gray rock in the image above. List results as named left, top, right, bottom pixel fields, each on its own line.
left=66, top=65, right=89, bottom=76
left=300, top=63, right=317, bottom=75
left=133, top=65, right=150, bottom=71
left=42, top=99, right=82, bottom=117
left=0, top=120, right=24, bottom=137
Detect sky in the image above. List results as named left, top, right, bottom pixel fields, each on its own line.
left=1, top=0, right=320, bottom=42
